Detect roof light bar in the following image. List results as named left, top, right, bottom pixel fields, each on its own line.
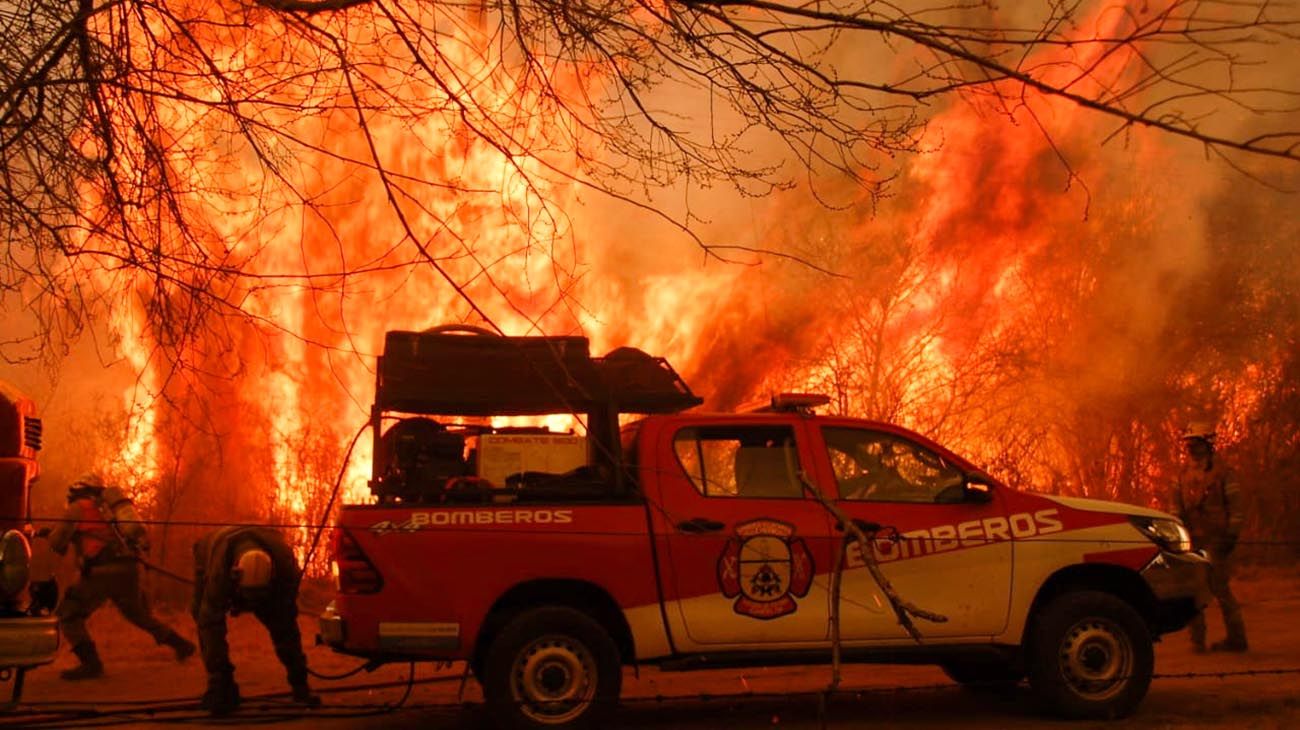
left=743, top=393, right=831, bottom=414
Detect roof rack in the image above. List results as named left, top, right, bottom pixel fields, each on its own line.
left=374, top=326, right=702, bottom=417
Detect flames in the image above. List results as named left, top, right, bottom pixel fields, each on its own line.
left=79, top=1, right=602, bottom=555
left=69, top=1, right=1287, bottom=566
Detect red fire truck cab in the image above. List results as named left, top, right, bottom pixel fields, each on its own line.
left=0, top=380, right=60, bottom=704
left=320, top=327, right=1207, bottom=729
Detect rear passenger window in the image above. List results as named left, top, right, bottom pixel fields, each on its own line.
left=672, top=426, right=803, bottom=498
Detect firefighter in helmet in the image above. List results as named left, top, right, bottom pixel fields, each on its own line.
left=46, top=473, right=197, bottom=679
left=1171, top=422, right=1248, bottom=652
left=191, top=526, right=319, bottom=716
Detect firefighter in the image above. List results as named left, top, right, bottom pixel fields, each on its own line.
left=47, top=473, right=196, bottom=680
left=191, top=526, right=319, bottom=716
left=1171, top=422, right=1248, bottom=652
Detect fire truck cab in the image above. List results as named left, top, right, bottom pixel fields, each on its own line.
left=320, top=328, right=1208, bottom=729
left=0, top=381, right=60, bottom=704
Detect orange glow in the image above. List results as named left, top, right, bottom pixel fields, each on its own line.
left=72, top=1, right=1278, bottom=566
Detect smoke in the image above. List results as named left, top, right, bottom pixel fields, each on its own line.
left=568, top=1, right=1300, bottom=519
left=4, top=0, right=1300, bottom=576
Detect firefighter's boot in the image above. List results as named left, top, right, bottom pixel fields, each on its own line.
left=1211, top=602, right=1248, bottom=652
left=60, top=642, right=104, bottom=681
left=161, top=631, right=196, bottom=662
left=1211, top=625, right=1248, bottom=652
left=291, top=682, right=321, bottom=707
left=201, top=677, right=241, bottom=717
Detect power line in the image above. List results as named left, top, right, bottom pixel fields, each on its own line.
left=20, top=513, right=1300, bottom=546
left=6, top=666, right=1300, bottom=728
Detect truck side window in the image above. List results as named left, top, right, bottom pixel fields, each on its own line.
left=823, top=428, right=964, bottom=503
left=672, top=426, right=803, bottom=499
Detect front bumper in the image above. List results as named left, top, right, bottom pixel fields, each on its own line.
left=0, top=615, right=59, bottom=668
left=1141, top=549, right=1210, bottom=634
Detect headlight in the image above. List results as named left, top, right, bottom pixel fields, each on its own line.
left=0, top=530, right=32, bottom=600
left=1129, top=517, right=1193, bottom=553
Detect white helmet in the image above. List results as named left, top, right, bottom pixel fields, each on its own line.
left=235, top=548, right=274, bottom=590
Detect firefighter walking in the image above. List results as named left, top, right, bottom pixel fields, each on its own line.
left=1172, top=422, right=1248, bottom=652
left=47, top=473, right=196, bottom=679
left=191, top=526, right=319, bottom=716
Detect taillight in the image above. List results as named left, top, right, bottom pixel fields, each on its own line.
left=332, top=529, right=383, bottom=595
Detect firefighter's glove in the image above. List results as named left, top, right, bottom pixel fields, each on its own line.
left=291, top=683, right=321, bottom=708
left=1216, top=536, right=1238, bottom=557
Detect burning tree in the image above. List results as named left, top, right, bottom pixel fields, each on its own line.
left=1, top=0, right=1298, bottom=568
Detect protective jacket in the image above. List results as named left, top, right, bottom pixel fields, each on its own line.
left=191, top=527, right=306, bottom=690
left=1173, top=460, right=1244, bottom=548
left=48, top=495, right=126, bottom=568
left=50, top=489, right=183, bottom=655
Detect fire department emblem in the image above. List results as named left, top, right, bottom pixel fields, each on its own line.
left=717, top=519, right=814, bottom=620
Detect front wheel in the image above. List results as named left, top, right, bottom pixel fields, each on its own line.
left=1026, top=590, right=1154, bottom=719
left=482, top=606, right=622, bottom=729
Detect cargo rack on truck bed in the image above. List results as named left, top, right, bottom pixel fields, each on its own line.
left=376, top=326, right=700, bottom=416
left=368, top=325, right=702, bottom=502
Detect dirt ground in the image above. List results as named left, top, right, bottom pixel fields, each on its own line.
left=5, top=565, right=1300, bottom=729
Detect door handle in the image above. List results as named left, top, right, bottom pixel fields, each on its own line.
left=676, top=517, right=726, bottom=534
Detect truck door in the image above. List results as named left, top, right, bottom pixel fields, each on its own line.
left=648, top=419, right=834, bottom=649
left=812, top=426, right=1013, bottom=641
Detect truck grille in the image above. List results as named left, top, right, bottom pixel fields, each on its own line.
left=23, top=416, right=42, bottom=451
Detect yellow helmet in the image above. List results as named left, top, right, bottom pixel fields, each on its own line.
left=235, top=548, right=274, bottom=590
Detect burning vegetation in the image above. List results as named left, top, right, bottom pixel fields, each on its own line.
left=0, top=0, right=1298, bottom=574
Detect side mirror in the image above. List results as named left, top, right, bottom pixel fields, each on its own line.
left=964, top=476, right=994, bottom=504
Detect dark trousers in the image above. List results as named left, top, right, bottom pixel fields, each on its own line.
left=57, top=559, right=173, bottom=648
left=1190, top=548, right=1246, bottom=646
left=196, top=590, right=307, bottom=689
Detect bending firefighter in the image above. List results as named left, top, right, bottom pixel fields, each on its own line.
left=1172, top=422, right=1248, bottom=652
left=47, top=473, right=196, bottom=679
left=191, top=526, right=319, bottom=716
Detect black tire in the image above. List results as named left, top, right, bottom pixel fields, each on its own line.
left=1026, top=590, right=1154, bottom=720
left=482, top=606, right=622, bottom=730
left=941, top=658, right=1024, bottom=693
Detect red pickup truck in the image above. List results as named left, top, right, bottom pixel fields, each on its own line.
left=319, top=328, right=1207, bottom=729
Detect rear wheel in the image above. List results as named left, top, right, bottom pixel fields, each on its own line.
left=482, top=606, right=622, bottom=729
left=1026, top=590, right=1153, bottom=719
